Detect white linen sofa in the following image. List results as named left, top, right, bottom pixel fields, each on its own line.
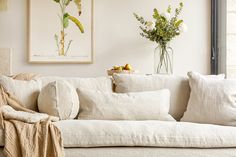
left=0, top=75, right=236, bottom=157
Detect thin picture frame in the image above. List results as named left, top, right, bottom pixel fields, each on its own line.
left=28, top=0, right=94, bottom=64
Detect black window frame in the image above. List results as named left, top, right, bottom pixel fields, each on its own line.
left=211, top=0, right=219, bottom=74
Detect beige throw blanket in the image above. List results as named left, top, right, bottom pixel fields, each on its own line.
left=0, top=74, right=64, bottom=157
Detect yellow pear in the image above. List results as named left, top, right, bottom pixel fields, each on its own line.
left=124, top=64, right=132, bottom=71
left=117, top=66, right=123, bottom=71
left=113, top=66, right=119, bottom=70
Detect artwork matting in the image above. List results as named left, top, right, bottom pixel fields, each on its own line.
left=28, top=0, right=93, bottom=64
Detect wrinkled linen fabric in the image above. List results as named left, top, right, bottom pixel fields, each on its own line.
left=38, top=80, right=79, bottom=120
left=113, top=74, right=225, bottom=121
left=113, top=74, right=190, bottom=120
left=181, top=72, right=236, bottom=126
left=77, top=88, right=174, bottom=121
left=55, top=120, right=236, bottom=148
left=0, top=74, right=64, bottom=157
left=39, top=76, right=113, bottom=92
left=63, top=148, right=236, bottom=157
left=0, top=147, right=235, bottom=157
left=11, top=73, right=42, bottom=81
left=0, top=75, right=41, bottom=111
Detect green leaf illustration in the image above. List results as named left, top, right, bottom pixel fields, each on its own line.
left=53, top=0, right=60, bottom=3
left=52, top=0, right=84, bottom=56
left=68, top=15, right=84, bottom=33
left=63, top=13, right=70, bottom=28
left=65, top=0, right=72, bottom=6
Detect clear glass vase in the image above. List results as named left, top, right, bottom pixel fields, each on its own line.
left=154, top=44, right=173, bottom=74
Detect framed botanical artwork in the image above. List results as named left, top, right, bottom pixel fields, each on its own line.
left=28, top=0, right=93, bottom=63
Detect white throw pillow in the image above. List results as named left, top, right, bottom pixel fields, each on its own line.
left=77, top=88, right=175, bottom=121
left=180, top=72, right=236, bottom=126
left=38, top=80, right=79, bottom=120
left=0, top=75, right=41, bottom=111
left=113, top=74, right=190, bottom=120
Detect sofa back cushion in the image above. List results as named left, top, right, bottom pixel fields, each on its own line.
left=77, top=88, right=175, bottom=121
left=38, top=76, right=113, bottom=92
left=113, top=74, right=190, bottom=120
left=0, top=75, right=41, bottom=111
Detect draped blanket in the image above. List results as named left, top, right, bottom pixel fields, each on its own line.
left=0, top=74, right=64, bottom=157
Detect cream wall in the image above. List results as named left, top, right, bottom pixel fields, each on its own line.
left=227, top=0, right=236, bottom=78
left=0, top=0, right=211, bottom=77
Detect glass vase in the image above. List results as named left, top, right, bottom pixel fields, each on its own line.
left=154, top=44, right=173, bottom=74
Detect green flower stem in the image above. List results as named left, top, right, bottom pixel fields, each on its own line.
left=59, top=0, right=66, bottom=56
left=156, top=44, right=173, bottom=74
left=166, top=47, right=173, bottom=73
left=53, top=0, right=84, bottom=56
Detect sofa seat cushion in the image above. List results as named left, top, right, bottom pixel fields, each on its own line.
left=54, top=120, right=236, bottom=148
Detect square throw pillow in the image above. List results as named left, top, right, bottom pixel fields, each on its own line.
left=113, top=74, right=190, bottom=120
left=77, top=88, right=175, bottom=121
left=0, top=75, right=41, bottom=111
left=180, top=72, right=236, bottom=126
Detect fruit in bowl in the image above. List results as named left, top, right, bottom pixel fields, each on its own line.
left=107, top=64, right=137, bottom=76
left=124, top=64, right=132, bottom=70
